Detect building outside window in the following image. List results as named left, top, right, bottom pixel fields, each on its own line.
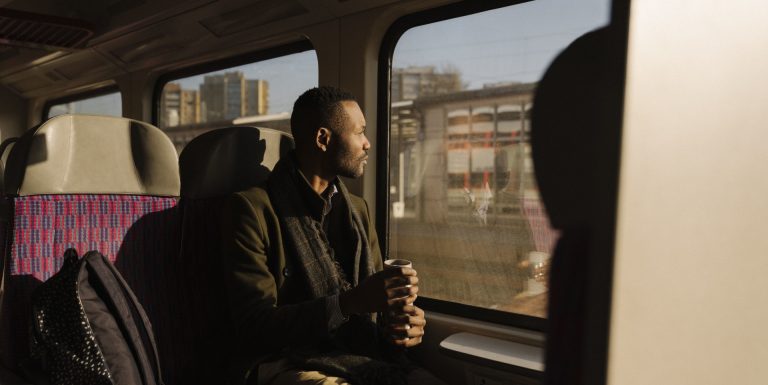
left=47, top=90, right=122, bottom=119
left=387, top=0, right=611, bottom=319
left=158, top=47, right=316, bottom=153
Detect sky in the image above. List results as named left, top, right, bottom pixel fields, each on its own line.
left=53, top=0, right=612, bottom=119
left=394, top=0, right=611, bottom=89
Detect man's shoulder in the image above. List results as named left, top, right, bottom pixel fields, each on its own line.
left=346, top=193, right=371, bottom=219
left=234, top=184, right=270, bottom=200
left=230, top=184, right=273, bottom=211
left=347, top=193, right=366, bottom=207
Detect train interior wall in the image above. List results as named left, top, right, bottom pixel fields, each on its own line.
left=0, top=86, right=28, bottom=140
left=0, top=2, right=549, bottom=384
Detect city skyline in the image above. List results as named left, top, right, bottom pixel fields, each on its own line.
left=161, top=71, right=269, bottom=127
left=50, top=0, right=610, bottom=123
left=172, top=0, right=609, bottom=114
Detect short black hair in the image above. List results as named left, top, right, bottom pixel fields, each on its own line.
left=290, top=86, right=357, bottom=147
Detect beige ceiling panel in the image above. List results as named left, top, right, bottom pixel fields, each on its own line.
left=101, top=21, right=211, bottom=68
left=199, top=0, right=308, bottom=38
left=297, top=0, right=405, bottom=18
left=6, top=74, right=51, bottom=94
left=43, top=70, right=69, bottom=82
left=87, top=0, right=216, bottom=45
left=53, top=53, right=117, bottom=80
left=0, top=45, right=64, bottom=78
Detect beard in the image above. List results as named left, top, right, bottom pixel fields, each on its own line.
left=331, top=145, right=367, bottom=178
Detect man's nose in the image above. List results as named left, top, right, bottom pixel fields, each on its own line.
left=362, top=135, right=371, bottom=150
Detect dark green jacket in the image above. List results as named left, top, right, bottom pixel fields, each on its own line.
left=220, top=183, right=383, bottom=378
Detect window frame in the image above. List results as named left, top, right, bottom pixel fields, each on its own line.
left=376, top=0, right=547, bottom=331
left=42, top=85, right=122, bottom=122
left=151, top=39, right=315, bottom=127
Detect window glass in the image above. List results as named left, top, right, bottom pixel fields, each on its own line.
left=388, top=0, right=610, bottom=318
left=158, top=49, right=317, bottom=153
left=47, top=91, right=122, bottom=118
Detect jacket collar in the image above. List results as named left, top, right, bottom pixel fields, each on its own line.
left=286, top=153, right=338, bottom=222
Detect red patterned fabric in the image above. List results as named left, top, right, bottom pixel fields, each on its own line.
left=10, top=195, right=177, bottom=281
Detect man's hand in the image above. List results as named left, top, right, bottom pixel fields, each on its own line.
left=387, top=305, right=426, bottom=348
left=339, top=267, right=419, bottom=315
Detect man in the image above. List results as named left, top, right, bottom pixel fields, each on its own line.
left=221, top=87, right=441, bottom=385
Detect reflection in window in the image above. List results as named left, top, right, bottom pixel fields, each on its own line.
left=388, top=0, right=610, bottom=318
left=158, top=49, right=317, bottom=153
left=47, top=91, right=122, bottom=119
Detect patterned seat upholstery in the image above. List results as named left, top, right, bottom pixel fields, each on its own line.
left=0, top=115, right=181, bottom=381
left=177, top=126, right=293, bottom=382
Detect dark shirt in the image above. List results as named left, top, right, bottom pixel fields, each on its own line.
left=293, top=171, right=355, bottom=296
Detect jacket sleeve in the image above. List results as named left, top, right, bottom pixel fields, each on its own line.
left=361, top=199, right=384, bottom=273
left=220, top=191, right=346, bottom=353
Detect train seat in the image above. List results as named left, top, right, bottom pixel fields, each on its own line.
left=0, top=114, right=181, bottom=381
left=0, top=137, right=18, bottom=196
left=177, top=126, right=293, bottom=382
left=0, top=137, right=19, bottom=250
left=0, top=137, right=18, bottom=308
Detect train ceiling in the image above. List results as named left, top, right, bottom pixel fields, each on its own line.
left=0, top=0, right=448, bottom=99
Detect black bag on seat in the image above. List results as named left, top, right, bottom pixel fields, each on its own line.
left=29, top=249, right=163, bottom=385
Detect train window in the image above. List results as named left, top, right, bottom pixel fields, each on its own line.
left=156, top=43, right=317, bottom=153
left=46, top=90, right=122, bottom=119
left=385, top=0, right=610, bottom=321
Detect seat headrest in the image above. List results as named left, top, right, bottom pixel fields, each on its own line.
left=179, top=126, right=294, bottom=199
left=4, top=114, right=180, bottom=196
left=531, top=26, right=624, bottom=229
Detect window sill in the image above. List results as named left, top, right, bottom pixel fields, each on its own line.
left=439, top=332, right=544, bottom=378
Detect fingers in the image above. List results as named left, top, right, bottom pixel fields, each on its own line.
left=386, top=284, right=418, bottom=300
left=387, top=305, right=426, bottom=348
left=403, top=304, right=424, bottom=316
left=387, top=313, right=426, bottom=328
left=389, top=327, right=421, bottom=340
left=380, top=266, right=418, bottom=278
left=391, top=337, right=421, bottom=348
left=384, top=275, right=419, bottom=289
left=391, top=304, right=423, bottom=317
left=389, top=325, right=425, bottom=347
left=387, top=293, right=417, bottom=309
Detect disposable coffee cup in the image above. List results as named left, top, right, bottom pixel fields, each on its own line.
left=384, top=258, right=414, bottom=294
left=384, top=259, right=414, bottom=337
left=384, top=259, right=412, bottom=269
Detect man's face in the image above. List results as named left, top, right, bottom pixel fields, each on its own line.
left=327, top=101, right=370, bottom=178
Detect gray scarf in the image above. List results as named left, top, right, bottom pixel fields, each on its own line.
left=267, top=156, right=375, bottom=297
left=266, top=156, right=410, bottom=385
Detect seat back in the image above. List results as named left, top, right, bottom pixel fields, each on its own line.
left=0, top=115, right=181, bottom=381
left=0, top=137, right=17, bottom=196
left=0, top=137, right=17, bottom=325
left=177, top=126, right=293, bottom=382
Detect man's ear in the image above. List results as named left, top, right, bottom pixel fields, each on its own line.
left=316, top=127, right=332, bottom=151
